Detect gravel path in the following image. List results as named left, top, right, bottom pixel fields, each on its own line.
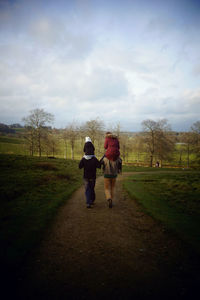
left=18, top=173, right=200, bottom=299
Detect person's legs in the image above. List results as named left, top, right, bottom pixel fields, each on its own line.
left=110, top=178, right=116, bottom=199
left=104, top=178, right=114, bottom=208
left=90, top=179, right=96, bottom=204
left=104, top=178, right=112, bottom=200
left=84, top=179, right=96, bottom=207
left=84, top=179, right=92, bottom=207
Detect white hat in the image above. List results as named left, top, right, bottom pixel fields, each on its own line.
left=85, top=136, right=92, bottom=143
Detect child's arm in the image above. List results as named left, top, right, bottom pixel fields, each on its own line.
left=79, top=158, right=84, bottom=169
left=99, top=154, right=105, bottom=164
left=95, top=158, right=101, bottom=169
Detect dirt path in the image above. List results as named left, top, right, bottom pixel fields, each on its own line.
left=18, top=173, right=200, bottom=299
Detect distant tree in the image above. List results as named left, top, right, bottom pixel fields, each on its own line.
left=178, top=145, right=183, bottom=165
left=0, top=123, right=15, bottom=134
left=63, top=122, right=78, bottom=160
left=155, top=129, right=175, bottom=167
left=23, top=126, right=35, bottom=156
left=180, top=132, right=195, bottom=168
left=142, top=119, right=158, bottom=167
left=110, top=122, right=121, bottom=138
left=9, top=123, right=23, bottom=128
left=142, top=119, right=173, bottom=167
left=191, top=121, right=200, bottom=134
left=43, top=129, right=59, bottom=157
left=132, top=134, right=146, bottom=163
left=78, top=123, right=88, bottom=154
left=191, top=120, right=200, bottom=162
left=83, top=119, right=104, bottom=144
left=22, top=109, right=54, bottom=157
left=120, top=133, right=131, bottom=162
left=61, top=129, right=68, bottom=159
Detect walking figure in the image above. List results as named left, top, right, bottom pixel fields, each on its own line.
left=79, top=137, right=101, bottom=208
left=101, top=156, right=122, bottom=208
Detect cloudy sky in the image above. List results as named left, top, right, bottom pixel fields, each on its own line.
left=0, top=0, right=200, bottom=131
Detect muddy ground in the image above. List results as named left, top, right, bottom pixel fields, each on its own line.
left=15, top=173, right=200, bottom=299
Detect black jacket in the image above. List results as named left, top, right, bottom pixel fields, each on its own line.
left=83, top=142, right=95, bottom=155
left=79, top=156, right=101, bottom=179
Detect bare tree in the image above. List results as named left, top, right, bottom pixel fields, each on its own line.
left=142, top=119, right=173, bottom=167
left=181, top=132, right=195, bottom=168
left=155, top=130, right=175, bottom=167
left=191, top=121, right=200, bottom=163
left=95, top=131, right=105, bottom=157
left=78, top=123, right=88, bottom=155
left=43, top=129, right=59, bottom=157
left=22, top=109, right=54, bottom=157
left=120, top=133, right=131, bottom=162
left=23, top=126, right=35, bottom=156
left=64, top=122, right=78, bottom=160
left=83, top=119, right=104, bottom=144
left=61, top=129, right=68, bottom=159
left=132, top=134, right=146, bottom=163
left=191, top=121, right=200, bottom=135
left=109, top=122, right=121, bottom=138
left=142, top=119, right=158, bottom=167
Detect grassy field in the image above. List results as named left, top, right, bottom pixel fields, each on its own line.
left=0, top=154, right=85, bottom=272
left=123, top=170, right=200, bottom=253
left=0, top=135, right=29, bottom=156
left=122, top=165, right=183, bottom=172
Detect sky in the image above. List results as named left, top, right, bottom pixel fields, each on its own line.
left=0, top=0, right=200, bottom=131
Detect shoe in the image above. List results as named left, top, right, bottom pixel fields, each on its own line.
left=87, top=204, right=92, bottom=208
left=108, top=198, right=112, bottom=208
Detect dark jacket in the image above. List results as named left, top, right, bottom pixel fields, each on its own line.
left=83, top=142, right=95, bottom=155
left=104, top=133, right=120, bottom=161
left=79, top=156, right=101, bottom=179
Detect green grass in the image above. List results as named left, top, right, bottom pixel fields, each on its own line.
left=0, top=154, right=83, bottom=269
left=122, top=164, right=184, bottom=172
left=0, top=136, right=28, bottom=155
left=123, top=171, right=200, bottom=253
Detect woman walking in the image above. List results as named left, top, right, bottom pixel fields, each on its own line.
left=101, top=156, right=122, bottom=208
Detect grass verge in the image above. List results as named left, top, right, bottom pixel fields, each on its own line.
left=122, top=165, right=183, bottom=172
left=0, top=154, right=83, bottom=271
left=123, top=171, right=200, bottom=253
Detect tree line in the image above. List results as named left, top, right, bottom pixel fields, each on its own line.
left=18, top=108, right=200, bottom=167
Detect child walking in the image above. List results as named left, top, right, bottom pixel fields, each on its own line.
left=104, top=132, right=120, bottom=161
left=79, top=137, right=101, bottom=208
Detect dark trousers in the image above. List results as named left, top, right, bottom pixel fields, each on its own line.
left=84, top=178, right=96, bottom=205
